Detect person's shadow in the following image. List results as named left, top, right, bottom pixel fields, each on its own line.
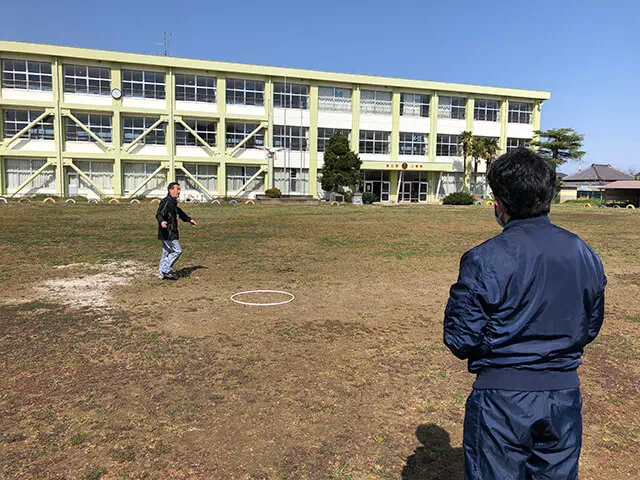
left=401, top=424, right=464, bottom=480
left=174, top=265, right=207, bottom=278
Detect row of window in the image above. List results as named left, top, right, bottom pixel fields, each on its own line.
left=1, top=60, right=535, bottom=123
left=2, top=109, right=531, bottom=153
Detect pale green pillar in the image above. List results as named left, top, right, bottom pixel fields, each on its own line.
left=428, top=93, right=438, bottom=162
left=499, top=98, right=508, bottom=154
left=390, top=90, right=400, bottom=162
left=309, top=82, right=319, bottom=197
left=53, top=57, right=65, bottom=196
left=217, top=74, right=227, bottom=197
left=351, top=85, right=360, bottom=153
left=389, top=170, right=399, bottom=203
left=532, top=100, right=541, bottom=145
left=264, top=77, right=273, bottom=189
left=0, top=157, right=5, bottom=196
left=111, top=66, right=123, bottom=196
left=463, top=97, right=475, bottom=189
left=166, top=68, right=176, bottom=182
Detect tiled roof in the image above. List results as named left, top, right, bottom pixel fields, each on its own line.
left=563, top=164, right=633, bottom=182
left=602, top=180, right=640, bottom=190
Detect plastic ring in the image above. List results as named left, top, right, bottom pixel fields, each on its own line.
left=65, top=198, right=77, bottom=204
left=614, top=205, right=621, bottom=209
left=474, top=200, right=484, bottom=206
left=18, top=198, right=31, bottom=204
left=626, top=204, right=635, bottom=210
left=244, top=199, right=255, bottom=205
left=108, top=198, right=120, bottom=205
left=230, top=290, right=295, bottom=307
left=584, top=203, right=592, bottom=208
left=0, top=198, right=8, bottom=204
left=88, top=198, right=100, bottom=204
left=210, top=199, right=221, bottom=205
left=129, top=199, right=141, bottom=205
left=43, top=197, right=56, bottom=204
left=228, top=200, right=238, bottom=205
left=191, top=199, right=200, bottom=204
left=150, top=198, right=161, bottom=204
left=485, top=200, right=494, bottom=207
left=330, top=201, right=340, bottom=206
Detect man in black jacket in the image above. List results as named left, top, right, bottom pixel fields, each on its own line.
left=444, top=149, right=606, bottom=479
left=156, top=182, right=197, bottom=280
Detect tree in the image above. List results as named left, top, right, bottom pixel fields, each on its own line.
left=458, top=131, right=474, bottom=190
left=529, top=128, right=585, bottom=167
left=320, top=134, right=362, bottom=195
left=459, top=132, right=499, bottom=194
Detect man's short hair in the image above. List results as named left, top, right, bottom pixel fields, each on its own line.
left=487, top=148, right=556, bottom=219
left=167, top=182, right=180, bottom=192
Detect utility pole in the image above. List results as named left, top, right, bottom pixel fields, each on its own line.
left=154, top=32, right=175, bottom=56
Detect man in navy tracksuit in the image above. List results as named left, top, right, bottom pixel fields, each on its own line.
left=444, top=148, right=606, bottom=479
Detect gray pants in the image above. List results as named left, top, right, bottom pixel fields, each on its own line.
left=158, top=239, right=182, bottom=278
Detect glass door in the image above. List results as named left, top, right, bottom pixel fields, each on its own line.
left=419, top=181, right=428, bottom=202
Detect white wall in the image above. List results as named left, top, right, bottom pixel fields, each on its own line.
left=1, top=89, right=53, bottom=102
left=274, top=150, right=311, bottom=169
left=318, top=112, right=352, bottom=129
left=273, top=108, right=310, bottom=127
left=176, top=145, right=211, bottom=158
left=360, top=154, right=391, bottom=162
left=449, top=157, right=465, bottom=172
left=65, top=142, right=107, bottom=154
left=473, top=121, right=500, bottom=138
left=228, top=148, right=266, bottom=161
left=507, top=123, right=534, bottom=138
left=437, top=119, right=466, bottom=135
left=226, top=105, right=265, bottom=117
left=359, top=114, right=392, bottom=131
left=128, top=144, right=166, bottom=156
left=176, top=101, right=217, bottom=114
left=10, top=139, right=55, bottom=152
left=63, top=93, right=112, bottom=107
left=399, top=116, right=430, bottom=133
left=122, top=97, right=165, bottom=110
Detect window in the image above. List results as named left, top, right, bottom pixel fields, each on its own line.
left=318, top=86, right=352, bottom=112
left=436, top=134, right=460, bottom=156
left=122, top=162, right=166, bottom=193
left=75, top=161, right=114, bottom=189
left=359, top=130, right=390, bottom=154
left=360, top=90, right=392, bottom=115
left=65, top=114, right=112, bottom=143
left=437, top=172, right=464, bottom=197
left=274, top=82, right=309, bottom=109
left=2, top=60, right=52, bottom=91
left=508, top=102, right=533, bottom=124
left=122, top=69, right=165, bottom=99
left=3, top=110, right=54, bottom=140
left=273, top=125, right=308, bottom=150
left=507, top=138, right=531, bottom=151
left=474, top=99, right=500, bottom=122
left=176, top=119, right=217, bottom=146
left=317, top=128, right=350, bottom=152
left=176, top=163, right=218, bottom=191
left=122, top=117, right=165, bottom=145
left=226, top=78, right=264, bottom=106
left=400, top=93, right=429, bottom=117
left=225, top=123, right=264, bottom=148
left=274, top=168, right=309, bottom=193
left=5, top=159, right=55, bottom=189
left=227, top=165, right=264, bottom=192
left=63, top=64, right=111, bottom=95
left=175, top=74, right=216, bottom=103
left=438, top=96, right=466, bottom=120
left=399, top=132, right=428, bottom=156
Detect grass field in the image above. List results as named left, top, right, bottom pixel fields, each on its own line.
left=0, top=203, right=638, bottom=480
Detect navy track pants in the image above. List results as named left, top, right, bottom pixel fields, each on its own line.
left=463, top=388, right=582, bottom=480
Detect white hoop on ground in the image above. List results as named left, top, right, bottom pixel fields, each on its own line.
left=65, top=198, right=76, bottom=204
left=230, top=290, right=295, bottom=306
left=0, top=198, right=8, bottom=204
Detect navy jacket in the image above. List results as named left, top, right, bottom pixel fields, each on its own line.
left=156, top=195, right=191, bottom=241
left=444, top=215, right=606, bottom=391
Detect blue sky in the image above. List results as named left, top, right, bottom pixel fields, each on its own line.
left=3, top=0, right=638, bottom=174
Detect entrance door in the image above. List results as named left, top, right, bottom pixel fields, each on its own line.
left=67, top=173, right=79, bottom=197
left=400, top=182, right=412, bottom=202
left=419, top=181, right=428, bottom=202
left=381, top=182, right=390, bottom=202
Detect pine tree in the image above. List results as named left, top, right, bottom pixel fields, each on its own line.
left=530, top=128, right=585, bottom=167
left=320, top=134, right=362, bottom=194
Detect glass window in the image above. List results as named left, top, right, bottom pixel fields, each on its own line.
left=2, top=60, right=52, bottom=91
left=226, top=78, right=265, bottom=106
left=359, top=130, right=390, bottom=154
left=318, top=86, right=352, bottom=112
left=63, top=64, right=111, bottom=95
left=122, top=116, right=166, bottom=144
left=5, top=158, right=55, bottom=189
left=75, top=160, right=114, bottom=189
left=175, top=74, right=216, bottom=103
left=438, top=96, right=466, bottom=120
left=508, top=101, right=533, bottom=124
left=399, top=132, right=428, bottom=156
left=317, top=128, right=351, bottom=152
left=274, top=82, right=309, bottom=109
left=176, top=119, right=217, bottom=146
left=226, top=165, right=264, bottom=192
left=176, top=163, right=218, bottom=191
left=507, top=138, right=531, bottom=151
left=274, top=168, right=309, bottom=193
left=360, top=90, right=392, bottom=115
left=65, top=114, right=112, bottom=143
left=273, top=125, right=309, bottom=150
left=225, top=123, right=265, bottom=148
left=122, top=162, right=166, bottom=193
left=121, top=69, right=165, bottom=99
left=3, top=109, right=54, bottom=140
left=474, top=99, right=500, bottom=122
left=436, top=134, right=460, bottom=156
left=400, top=93, right=429, bottom=117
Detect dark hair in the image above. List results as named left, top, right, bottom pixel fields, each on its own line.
left=167, top=182, right=180, bottom=192
left=487, top=147, right=556, bottom=219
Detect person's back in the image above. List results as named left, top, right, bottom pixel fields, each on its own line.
left=443, top=148, right=606, bottom=480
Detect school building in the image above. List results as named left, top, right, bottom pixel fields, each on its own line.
left=0, top=41, right=550, bottom=202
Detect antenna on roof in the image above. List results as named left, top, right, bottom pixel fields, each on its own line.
left=153, top=32, right=175, bottom=56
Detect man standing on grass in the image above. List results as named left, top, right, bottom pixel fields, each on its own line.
left=444, top=148, right=606, bottom=479
left=156, top=182, right=197, bottom=280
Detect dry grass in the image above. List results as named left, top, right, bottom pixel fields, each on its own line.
left=0, top=203, right=638, bottom=479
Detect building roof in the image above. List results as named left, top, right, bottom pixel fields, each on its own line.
left=556, top=172, right=567, bottom=178
left=602, top=180, right=640, bottom=190
left=0, top=40, right=551, bottom=100
left=562, top=164, right=633, bottom=183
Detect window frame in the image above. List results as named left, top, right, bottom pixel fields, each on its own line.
left=65, top=113, right=113, bottom=143
left=2, top=59, right=53, bottom=91
left=506, top=137, right=531, bottom=151
left=508, top=101, right=533, bottom=124
left=63, top=64, right=111, bottom=96
left=317, top=128, right=351, bottom=152
left=121, top=69, right=166, bottom=100
left=225, top=78, right=265, bottom=106
left=273, top=125, right=309, bottom=151
left=359, top=130, right=391, bottom=154
left=122, top=116, right=166, bottom=145
left=438, top=96, right=466, bottom=120
left=3, top=109, right=55, bottom=140
left=399, top=132, right=428, bottom=156
left=360, top=89, right=392, bottom=115
left=436, top=134, right=461, bottom=157
left=175, top=74, right=217, bottom=103
left=473, top=99, right=500, bottom=122
left=225, top=122, right=265, bottom=148
left=175, top=119, right=217, bottom=147
left=400, top=93, right=430, bottom=117
left=273, top=82, right=309, bottom=109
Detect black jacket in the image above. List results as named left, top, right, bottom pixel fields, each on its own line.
left=156, top=195, right=191, bottom=241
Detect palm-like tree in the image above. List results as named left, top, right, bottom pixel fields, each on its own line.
left=458, top=130, right=474, bottom=191
left=459, top=132, right=499, bottom=195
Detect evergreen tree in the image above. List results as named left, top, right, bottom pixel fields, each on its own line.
left=530, top=128, right=585, bottom=167
left=320, top=134, right=362, bottom=193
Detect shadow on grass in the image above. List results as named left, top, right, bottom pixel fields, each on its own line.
left=175, top=265, right=208, bottom=278
left=402, top=424, right=464, bottom=480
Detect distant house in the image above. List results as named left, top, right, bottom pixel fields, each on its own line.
left=602, top=181, right=640, bottom=207
left=559, top=164, right=634, bottom=202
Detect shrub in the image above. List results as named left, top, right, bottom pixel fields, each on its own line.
left=264, top=188, right=282, bottom=198
left=564, top=198, right=602, bottom=205
left=343, top=192, right=353, bottom=203
left=443, top=191, right=474, bottom=205
left=362, top=192, right=377, bottom=204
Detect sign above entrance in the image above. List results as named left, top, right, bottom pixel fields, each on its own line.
left=385, top=163, right=425, bottom=170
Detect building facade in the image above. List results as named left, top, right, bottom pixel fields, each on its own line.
left=0, top=41, right=550, bottom=202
